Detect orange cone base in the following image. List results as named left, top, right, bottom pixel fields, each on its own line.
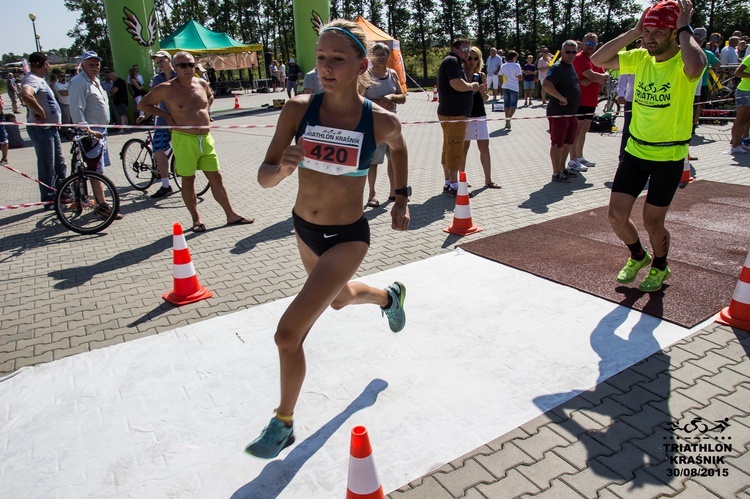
left=346, top=486, right=385, bottom=499
left=163, top=286, right=213, bottom=306
left=444, top=224, right=483, bottom=236
left=717, top=307, right=750, bottom=332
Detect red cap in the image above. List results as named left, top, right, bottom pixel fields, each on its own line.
left=643, top=1, right=680, bottom=30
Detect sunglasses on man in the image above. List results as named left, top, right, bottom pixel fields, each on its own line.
left=175, top=62, right=196, bottom=69
left=584, top=41, right=597, bottom=47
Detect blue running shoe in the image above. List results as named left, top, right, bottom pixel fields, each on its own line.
left=245, top=417, right=295, bottom=459
left=381, top=281, right=406, bottom=332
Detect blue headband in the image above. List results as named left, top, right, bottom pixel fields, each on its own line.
left=321, top=27, right=367, bottom=56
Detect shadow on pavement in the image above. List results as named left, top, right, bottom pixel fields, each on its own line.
left=533, top=292, right=675, bottom=488
left=518, top=177, right=595, bottom=213
left=230, top=378, right=389, bottom=499
left=231, top=217, right=294, bottom=254
left=48, top=234, right=172, bottom=289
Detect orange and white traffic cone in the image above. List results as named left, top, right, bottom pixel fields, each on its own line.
left=444, top=172, right=482, bottom=236
left=679, top=157, right=694, bottom=186
left=234, top=94, right=240, bottom=109
left=163, top=222, right=213, bottom=306
left=432, top=85, right=438, bottom=102
left=718, top=250, right=750, bottom=331
left=346, top=426, right=385, bottom=499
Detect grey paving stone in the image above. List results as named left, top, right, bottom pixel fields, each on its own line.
left=559, top=466, right=627, bottom=498
left=575, top=398, right=635, bottom=429
left=514, top=426, right=574, bottom=461
left=387, top=476, right=453, bottom=499
left=485, top=427, right=530, bottom=452
left=627, top=353, right=671, bottom=382
left=475, top=441, right=536, bottom=480
left=603, top=467, right=679, bottom=498
left=675, top=378, right=732, bottom=406
left=549, top=407, right=608, bottom=444
left=448, top=445, right=494, bottom=468
left=668, top=361, right=716, bottom=387
left=713, top=341, right=750, bottom=363
left=515, top=450, right=579, bottom=490
left=433, top=459, right=496, bottom=497
left=552, top=434, right=614, bottom=471
left=698, top=325, right=745, bottom=348
left=517, top=478, right=583, bottom=498
left=475, top=468, right=541, bottom=498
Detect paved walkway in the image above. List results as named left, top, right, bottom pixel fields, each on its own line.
left=1, top=90, right=749, bottom=497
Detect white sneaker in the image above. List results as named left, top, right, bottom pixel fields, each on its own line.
left=578, top=157, right=596, bottom=167
left=741, top=144, right=750, bottom=152
left=567, top=160, right=588, bottom=172
left=730, top=146, right=748, bottom=154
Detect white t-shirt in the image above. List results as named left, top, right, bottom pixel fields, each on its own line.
left=500, top=62, right=523, bottom=91
left=52, top=81, right=69, bottom=105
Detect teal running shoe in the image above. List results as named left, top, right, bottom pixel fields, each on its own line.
left=381, top=281, right=406, bottom=333
left=639, top=266, right=672, bottom=292
left=616, top=253, right=652, bottom=284
left=245, top=418, right=295, bottom=459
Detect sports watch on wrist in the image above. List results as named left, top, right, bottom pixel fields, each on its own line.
left=676, top=25, right=694, bottom=37
left=394, top=185, right=412, bottom=197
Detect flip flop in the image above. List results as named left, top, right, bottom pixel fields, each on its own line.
left=366, top=198, right=380, bottom=208
left=192, top=222, right=207, bottom=233
left=227, top=217, right=255, bottom=226
left=485, top=182, right=502, bottom=189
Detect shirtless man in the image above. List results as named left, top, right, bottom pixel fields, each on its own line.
left=138, top=51, right=252, bottom=232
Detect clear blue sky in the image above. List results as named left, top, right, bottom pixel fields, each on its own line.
left=4, top=2, right=81, bottom=57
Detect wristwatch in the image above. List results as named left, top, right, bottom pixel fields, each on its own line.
left=394, top=185, right=412, bottom=198
left=676, top=25, right=694, bottom=37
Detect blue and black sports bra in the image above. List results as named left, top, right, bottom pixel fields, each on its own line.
left=295, top=92, right=377, bottom=177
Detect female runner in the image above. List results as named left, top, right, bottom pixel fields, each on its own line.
left=246, top=19, right=411, bottom=459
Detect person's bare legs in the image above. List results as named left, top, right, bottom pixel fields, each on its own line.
left=179, top=175, right=202, bottom=228
left=476, top=139, right=493, bottom=185
left=154, top=150, right=170, bottom=183
left=275, top=239, right=386, bottom=416
left=642, top=202, right=671, bottom=259
left=730, top=105, right=750, bottom=148
left=570, top=119, right=592, bottom=161
left=367, top=164, right=377, bottom=203
left=608, top=192, right=639, bottom=245
left=203, top=170, right=250, bottom=223
left=1, top=142, right=8, bottom=163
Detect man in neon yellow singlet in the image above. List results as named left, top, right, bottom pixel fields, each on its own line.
left=591, top=0, right=706, bottom=293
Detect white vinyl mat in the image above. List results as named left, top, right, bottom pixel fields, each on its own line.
left=0, top=250, right=702, bottom=498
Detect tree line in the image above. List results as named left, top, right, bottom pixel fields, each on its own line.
left=3, top=1, right=748, bottom=80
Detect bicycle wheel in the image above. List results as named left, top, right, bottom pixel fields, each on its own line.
left=171, top=156, right=211, bottom=197
left=597, top=96, right=621, bottom=117
left=121, top=138, right=156, bottom=191
left=55, top=171, right=121, bottom=234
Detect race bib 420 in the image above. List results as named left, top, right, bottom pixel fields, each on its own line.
left=301, top=125, right=363, bottom=175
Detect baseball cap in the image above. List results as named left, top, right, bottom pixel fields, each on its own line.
left=195, top=64, right=206, bottom=72
left=152, top=50, right=171, bottom=59
left=693, top=27, right=707, bottom=39
left=289, top=58, right=296, bottom=63
left=642, top=1, right=679, bottom=30
left=81, top=51, right=103, bottom=61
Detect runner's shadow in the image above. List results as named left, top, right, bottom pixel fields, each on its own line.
left=534, top=293, right=675, bottom=488
left=230, top=378, right=389, bottom=499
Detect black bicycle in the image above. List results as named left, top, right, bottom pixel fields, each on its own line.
left=120, top=124, right=210, bottom=196
left=54, top=131, right=121, bottom=234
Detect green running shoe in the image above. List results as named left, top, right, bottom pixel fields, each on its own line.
left=616, top=253, right=652, bottom=284
left=245, top=417, right=295, bottom=459
left=639, top=266, right=672, bottom=292
left=381, top=281, right=406, bottom=332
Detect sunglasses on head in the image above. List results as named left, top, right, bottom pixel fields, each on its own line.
left=175, top=62, right=195, bottom=69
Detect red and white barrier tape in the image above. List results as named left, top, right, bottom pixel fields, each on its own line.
left=0, top=201, right=52, bottom=211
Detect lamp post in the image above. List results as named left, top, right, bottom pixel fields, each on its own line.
left=29, top=13, right=40, bottom=52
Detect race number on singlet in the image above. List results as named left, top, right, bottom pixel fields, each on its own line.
left=300, top=125, right=363, bottom=175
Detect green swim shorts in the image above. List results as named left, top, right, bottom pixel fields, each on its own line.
left=171, top=130, right=220, bottom=176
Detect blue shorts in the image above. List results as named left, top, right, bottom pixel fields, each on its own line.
left=502, top=88, right=519, bottom=109
left=0, top=125, right=7, bottom=144
left=153, top=129, right=171, bottom=152
left=736, top=89, right=750, bottom=107
left=523, top=81, right=535, bottom=90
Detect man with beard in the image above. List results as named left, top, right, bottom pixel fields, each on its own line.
left=591, top=0, right=705, bottom=292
